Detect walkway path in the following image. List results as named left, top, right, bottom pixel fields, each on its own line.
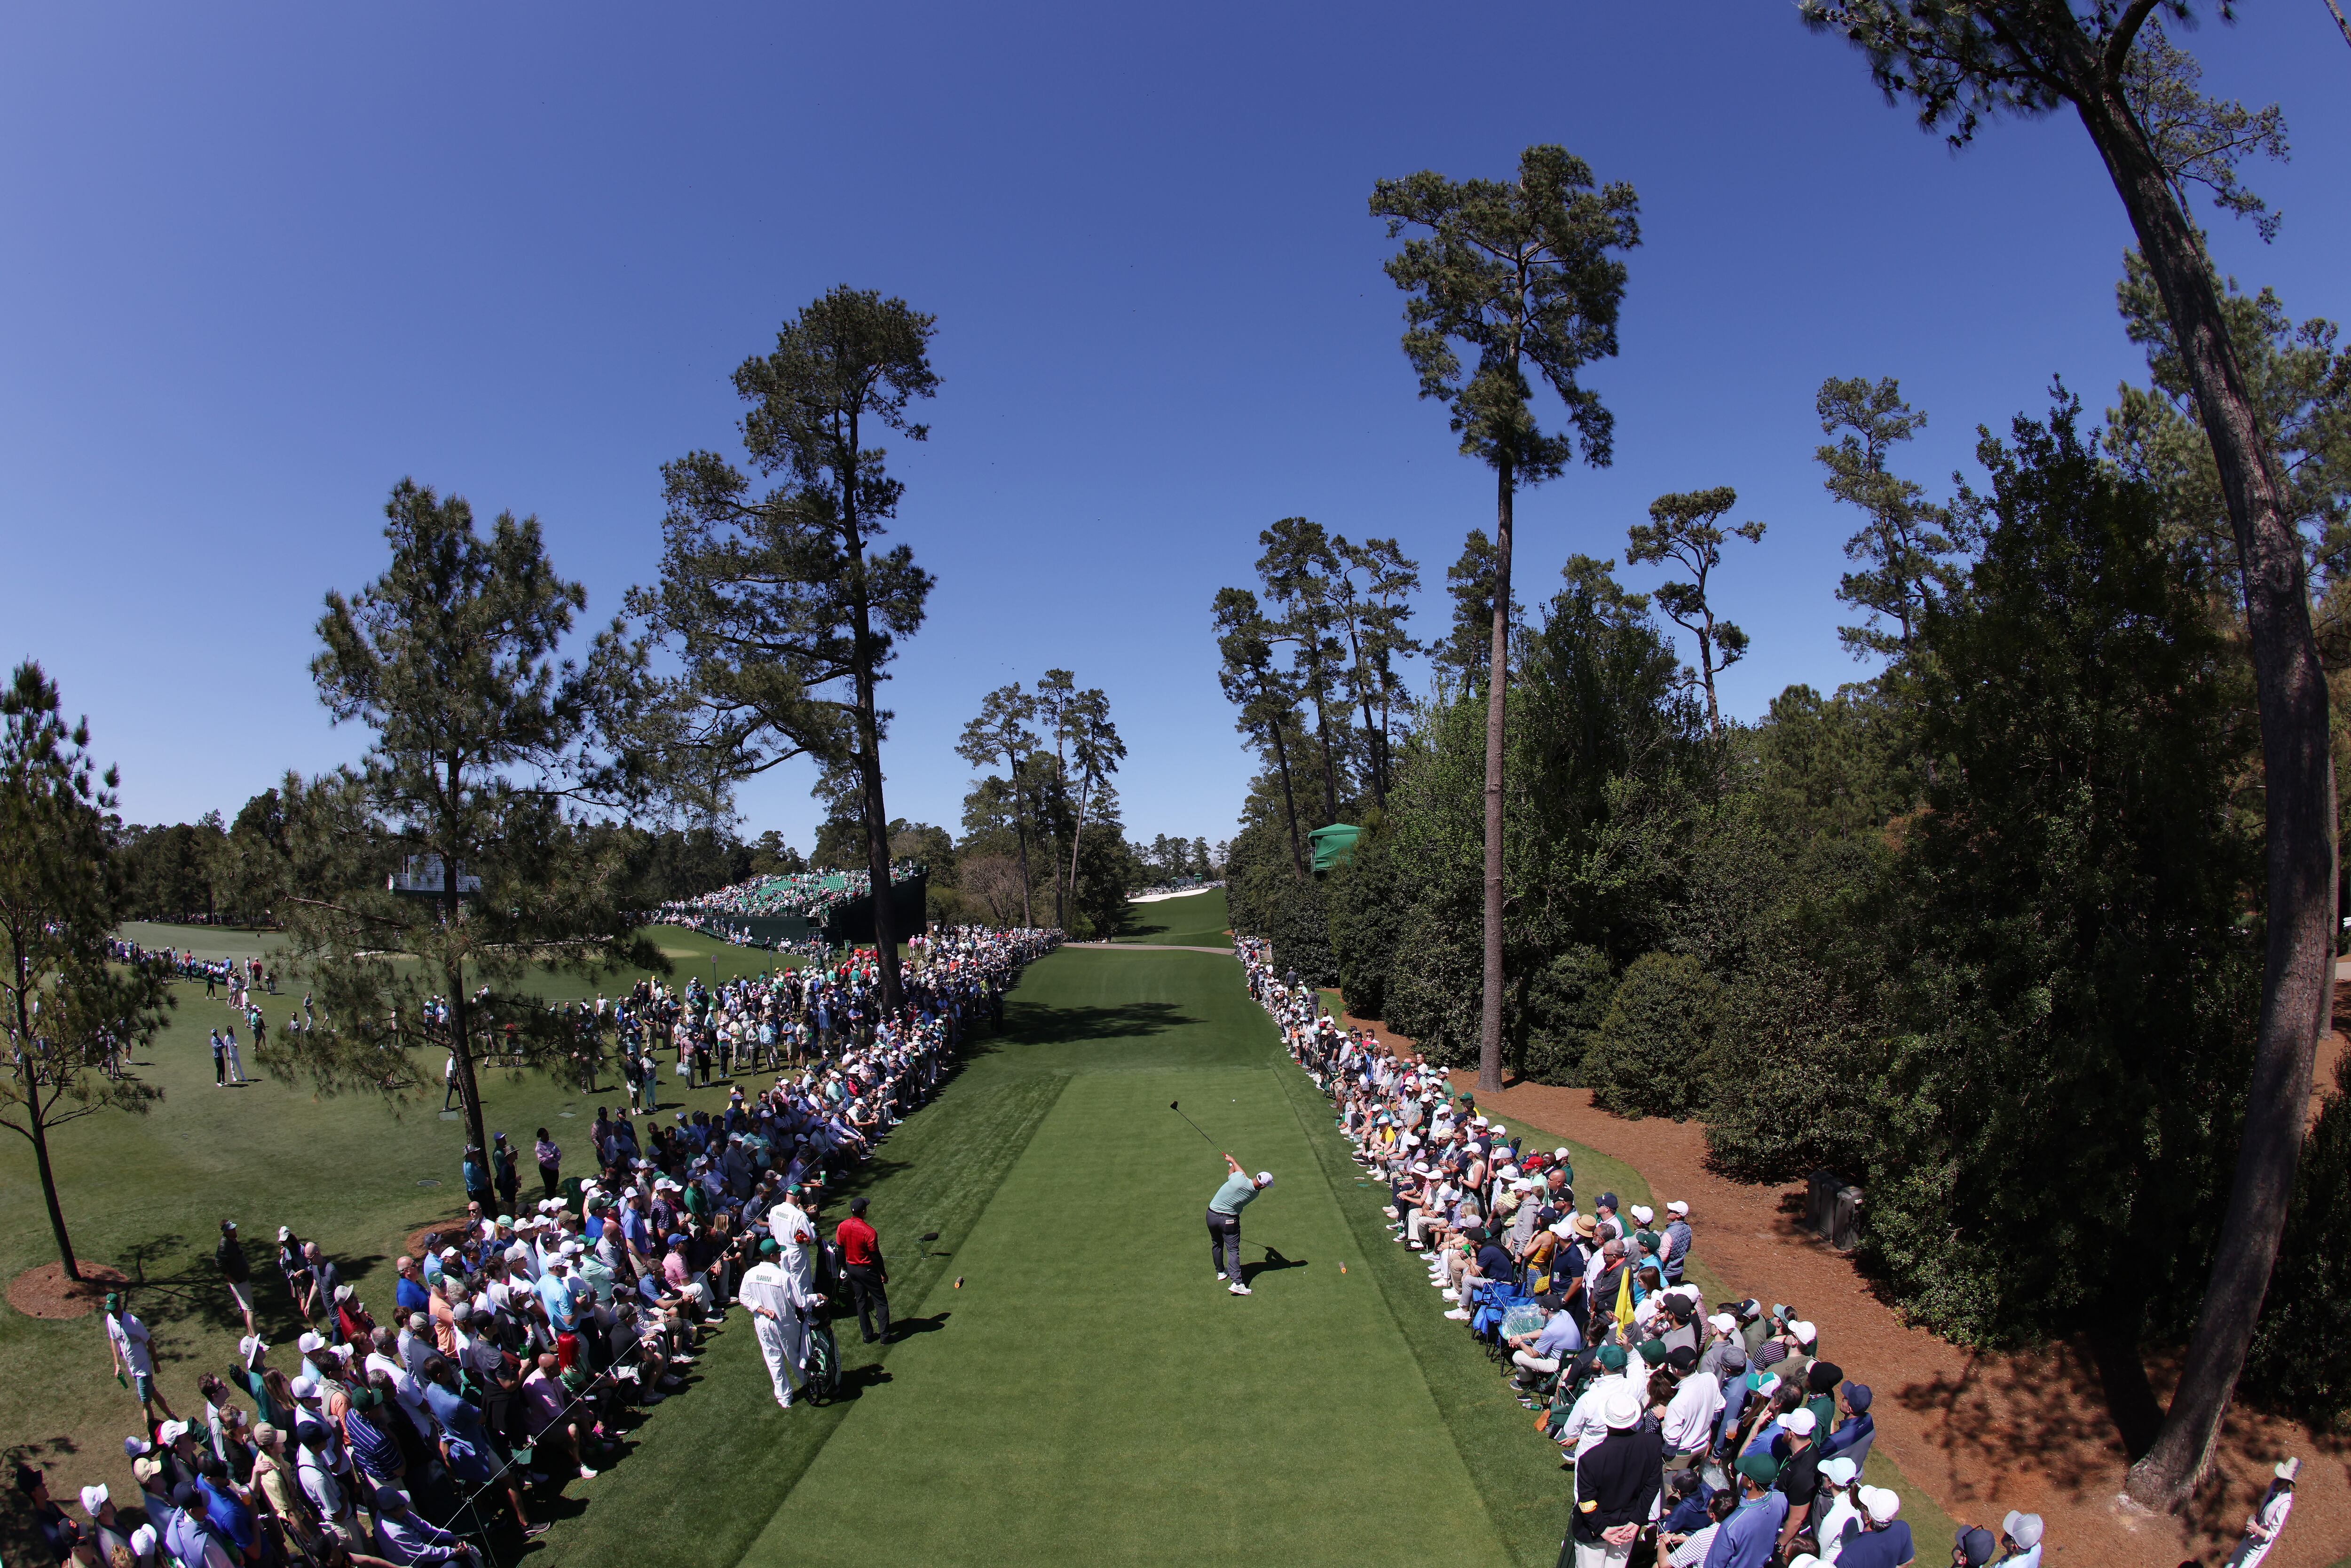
left=1327, top=1004, right=2349, bottom=1568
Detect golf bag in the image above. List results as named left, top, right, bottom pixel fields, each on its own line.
left=803, top=1315, right=842, bottom=1403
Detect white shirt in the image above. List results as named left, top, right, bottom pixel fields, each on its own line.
left=767, top=1202, right=815, bottom=1280
left=1558, top=1370, right=1641, bottom=1459
left=736, top=1260, right=813, bottom=1321
left=1661, top=1371, right=1724, bottom=1455
left=108, top=1312, right=155, bottom=1376
left=1818, top=1493, right=1862, bottom=1564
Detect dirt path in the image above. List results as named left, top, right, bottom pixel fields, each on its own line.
left=1330, top=1003, right=2349, bottom=1568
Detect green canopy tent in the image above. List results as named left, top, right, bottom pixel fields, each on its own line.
left=1309, top=823, right=1362, bottom=876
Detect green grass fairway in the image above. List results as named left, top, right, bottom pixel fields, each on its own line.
left=551, top=945, right=1573, bottom=1568
left=1115, top=887, right=1231, bottom=947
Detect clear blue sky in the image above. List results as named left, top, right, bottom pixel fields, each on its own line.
left=4, top=3, right=2345, bottom=851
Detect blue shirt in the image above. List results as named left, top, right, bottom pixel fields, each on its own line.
left=1662, top=1481, right=1716, bottom=1535
left=1533, top=1311, right=1584, bottom=1359
left=1820, top=1411, right=1874, bottom=1460
left=396, top=1277, right=430, bottom=1316
left=1208, top=1174, right=1260, bottom=1216
left=343, top=1408, right=404, bottom=1482
left=1838, top=1521, right=1915, bottom=1568
left=201, top=1477, right=255, bottom=1552
left=378, top=1509, right=468, bottom=1565
left=1703, top=1491, right=1788, bottom=1568
left=537, top=1270, right=578, bottom=1332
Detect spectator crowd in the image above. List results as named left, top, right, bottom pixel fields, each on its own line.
left=1241, top=938, right=2061, bottom=1568
left=22, top=925, right=1060, bottom=1568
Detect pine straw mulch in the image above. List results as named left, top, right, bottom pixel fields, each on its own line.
left=7, top=1261, right=129, bottom=1320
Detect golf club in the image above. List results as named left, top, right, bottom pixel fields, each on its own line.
left=1169, top=1099, right=1220, bottom=1147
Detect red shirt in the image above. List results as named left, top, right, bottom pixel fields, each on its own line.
left=836, top=1215, right=880, bottom=1269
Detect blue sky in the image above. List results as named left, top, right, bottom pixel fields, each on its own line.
left=4, top=2, right=2345, bottom=851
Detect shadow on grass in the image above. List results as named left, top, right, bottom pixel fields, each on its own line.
left=1239, top=1248, right=1309, bottom=1285
left=102, top=1227, right=393, bottom=1346
left=882, top=1310, right=952, bottom=1342
left=984, top=1001, right=1200, bottom=1049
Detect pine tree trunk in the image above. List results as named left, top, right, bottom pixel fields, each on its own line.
left=1479, top=456, right=1513, bottom=1097
left=1269, top=717, right=1307, bottom=877
left=857, top=725, right=902, bottom=1011
left=1012, top=762, right=1034, bottom=929
left=22, top=1068, right=80, bottom=1280
left=447, top=959, right=488, bottom=1170
left=1064, top=776, right=1091, bottom=933
left=2076, top=72, right=2334, bottom=1514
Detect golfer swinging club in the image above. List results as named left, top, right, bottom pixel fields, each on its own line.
left=1207, top=1153, right=1273, bottom=1296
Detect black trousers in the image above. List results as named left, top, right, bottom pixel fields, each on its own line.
left=844, top=1264, right=890, bottom=1342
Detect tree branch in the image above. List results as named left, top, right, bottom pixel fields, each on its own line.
left=2103, top=0, right=2167, bottom=87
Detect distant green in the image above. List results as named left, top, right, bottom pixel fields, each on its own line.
left=1114, top=887, right=1231, bottom=948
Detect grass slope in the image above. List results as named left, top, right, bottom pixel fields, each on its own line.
left=1113, top=888, right=1231, bottom=948
left=0, top=924, right=810, bottom=1514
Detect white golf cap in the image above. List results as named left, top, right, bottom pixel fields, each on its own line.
left=1630, top=1205, right=1654, bottom=1225
left=1860, top=1487, right=1900, bottom=1523
left=1255, top=1171, right=1273, bottom=1186
left=1553, top=1147, right=1569, bottom=1158
left=1792, top=1319, right=1818, bottom=1345
left=1782, top=1409, right=1817, bottom=1436
left=297, top=1331, right=324, bottom=1355
left=1708, top=1313, right=1737, bottom=1334
left=1819, top=1457, right=1859, bottom=1487
left=79, top=1483, right=109, bottom=1513
left=1603, top=1386, right=1641, bottom=1428
left=1666, top=1200, right=1688, bottom=1215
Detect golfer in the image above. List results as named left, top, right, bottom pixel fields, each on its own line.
left=1207, top=1154, right=1272, bottom=1296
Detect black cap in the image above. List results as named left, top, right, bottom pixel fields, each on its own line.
left=850, top=1197, right=868, bottom=1215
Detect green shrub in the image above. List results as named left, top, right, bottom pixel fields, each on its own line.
left=2242, top=1052, right=2351, bottom=1423
left=1266, top=874, right=1335, bottom=987
left=1327, top=824, right=1403, bottom=1020
left=1516, top=945, right=1615, bottom=1087
left=1581, top=951, right=1718, bottom=1119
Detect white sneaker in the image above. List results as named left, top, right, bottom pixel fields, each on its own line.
left=1229, top=1284, right=1251, bottom=1296
left=1444, top=1308, right=1471, bottom=1320
left=1406, top=1240, right=1422, bottom=1250
left=578, top=1466, right=599, bottom=1480
left=1215, top=1272, right=1227, bottom=1281
left=1441, top=1289, right=1460, bottom=1302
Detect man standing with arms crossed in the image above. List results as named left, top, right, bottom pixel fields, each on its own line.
left=1207, top=1153, right=1272, bottom=1297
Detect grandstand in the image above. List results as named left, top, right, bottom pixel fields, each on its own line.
left=656, top=862, right=928, bottom=946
